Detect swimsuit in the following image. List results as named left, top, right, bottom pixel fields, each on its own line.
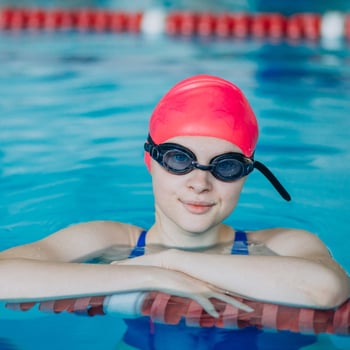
left=128, top=229, right=249, bottom=259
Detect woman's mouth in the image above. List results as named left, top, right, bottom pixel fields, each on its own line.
left=180, top=200, right=215, bottom=214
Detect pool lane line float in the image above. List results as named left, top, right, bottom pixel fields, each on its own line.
left=6, top=292, right=350, bottom=335
left=0, top=8, right=349, bottom=41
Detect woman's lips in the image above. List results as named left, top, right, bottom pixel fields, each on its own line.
left=180, top=200, right=215, bottom=214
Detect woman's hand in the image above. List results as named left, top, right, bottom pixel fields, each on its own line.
left=111, top=250, right=253, bottom=316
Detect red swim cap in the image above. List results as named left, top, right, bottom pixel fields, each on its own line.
left=145, top=75, right=258, bottom=168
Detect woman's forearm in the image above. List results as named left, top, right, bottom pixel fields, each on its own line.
left=0, top=258, right=251, bottom=316
left=0, top=258, right=165, bottom=301
left=151, top=250, right=350, bottom=308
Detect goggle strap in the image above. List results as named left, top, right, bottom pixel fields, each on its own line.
left=254, top=161, right=291, bottom=201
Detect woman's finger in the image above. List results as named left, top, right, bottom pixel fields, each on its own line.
left=192, top=296, right=219, bottom=318
left=210, top=292, right=253, bottom=312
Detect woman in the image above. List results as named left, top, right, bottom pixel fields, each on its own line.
left=0, top=75, right=348, bottom=317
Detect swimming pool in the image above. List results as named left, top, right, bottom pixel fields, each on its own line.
left=0, top=7, right=349, bottom=350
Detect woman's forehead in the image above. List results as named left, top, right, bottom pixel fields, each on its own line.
left=164, top=136, right=243, bottom=154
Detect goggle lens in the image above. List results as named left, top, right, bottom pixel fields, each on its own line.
left=163, top=150, right=193, bottom=174
left=214, top=158, right=245, bottom=180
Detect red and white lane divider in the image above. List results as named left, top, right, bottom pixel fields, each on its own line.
left=6, top=292, right=350, bottom=335
left=0, top=8, right=349, bottom=41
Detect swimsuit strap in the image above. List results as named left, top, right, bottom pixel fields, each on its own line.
left=231, top=230, right=249, bottom=255
left=129, top=229, right=248, bottom=257
left=128, top=230, right=148, bottom=259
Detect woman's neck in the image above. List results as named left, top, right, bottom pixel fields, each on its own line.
left=147, top=213, right=233, bottom=249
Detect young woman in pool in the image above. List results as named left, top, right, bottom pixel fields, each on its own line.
left=0, top=75, right=348, bottom=317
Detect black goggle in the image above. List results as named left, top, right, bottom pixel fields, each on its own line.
left=145, top=135, right=291, bottom=201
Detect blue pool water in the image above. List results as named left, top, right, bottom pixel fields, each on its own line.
left=0, top=25, right=349, bottom=350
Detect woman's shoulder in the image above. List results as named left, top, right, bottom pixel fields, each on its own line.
left=246, top=228, right=330, bottom=258
left=0, top=221, right=145, bottom=262
left=58, top=220, right=144, bottom=246
left=33, top=221, right=145, bottom=258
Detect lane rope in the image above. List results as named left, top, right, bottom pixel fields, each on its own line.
left=0, top=7, right=349, bottom=41
left=6, top=292, right=350, bottom=335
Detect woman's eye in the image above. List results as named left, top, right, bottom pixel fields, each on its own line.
left=216, top=160, right=242, bottom=175
left=164, top=150, right=192, bottom=169
left=173, top=153, right=189, bottom=163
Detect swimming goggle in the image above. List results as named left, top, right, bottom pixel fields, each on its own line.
left=145, top=135, right=291, bottom=201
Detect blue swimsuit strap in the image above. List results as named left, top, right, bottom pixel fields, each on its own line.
left=230, top=230, right=249, bottom=255
left=128, top=230, right=148, bottom=258
left=129, top=229, right=249, bottom=258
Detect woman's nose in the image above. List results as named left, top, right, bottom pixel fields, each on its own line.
left=186, top=168, right=213, bottom=193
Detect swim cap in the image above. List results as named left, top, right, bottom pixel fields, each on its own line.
left=145, top=74, right=258, bottom=169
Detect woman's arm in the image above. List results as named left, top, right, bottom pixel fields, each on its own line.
left=0, top=258, right=250, bottom=316
left=0, top=221, right=250, bottom=315
left=118, top=229, right=350, bottom=309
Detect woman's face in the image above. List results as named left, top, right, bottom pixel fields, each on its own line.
left=151, top=136, right=246, bottom=235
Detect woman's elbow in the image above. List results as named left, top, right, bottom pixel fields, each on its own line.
left=311, top=272, right=350, bottom=309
